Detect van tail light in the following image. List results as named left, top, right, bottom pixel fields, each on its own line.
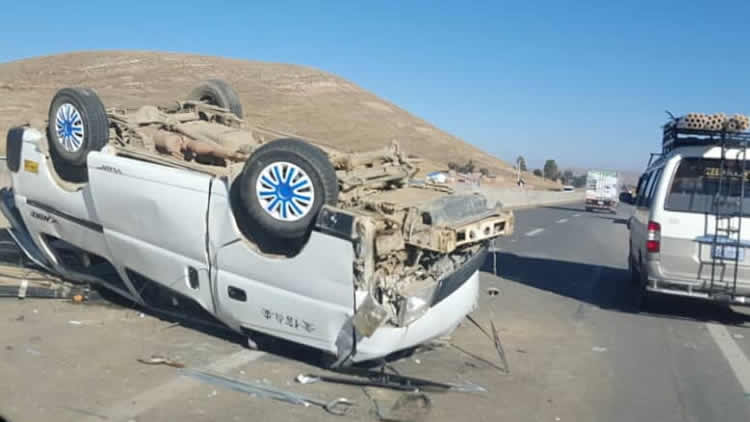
left=647, top=221, right=661, bottom=253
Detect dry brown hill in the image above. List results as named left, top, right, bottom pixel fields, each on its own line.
left=0, top=51, right=556, bottom=188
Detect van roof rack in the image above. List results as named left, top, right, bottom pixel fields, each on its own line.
left=662, top=123, right=750, bottom=154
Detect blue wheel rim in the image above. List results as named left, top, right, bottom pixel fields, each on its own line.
left=256, top=161, right=315, bottom=221
left=54, top=103, right=85, bottom=153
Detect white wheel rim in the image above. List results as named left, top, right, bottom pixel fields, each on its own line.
left=55, top=103, right=85, bottom=152
left=256, top=161, right=315, bottom=222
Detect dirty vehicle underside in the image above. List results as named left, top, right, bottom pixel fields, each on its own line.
left=40, top=81, right=514, bottom=335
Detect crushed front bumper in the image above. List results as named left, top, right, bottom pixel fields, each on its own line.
left=350, top=247, right=486, bottom=362
left=352, top=271, right=480, bottom=362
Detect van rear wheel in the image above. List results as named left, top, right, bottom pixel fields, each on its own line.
left=237, top=138, right=338, bottom=240
left=47, top=87, right=110, bottom=182
left=187, top=79, right=243, bottom=119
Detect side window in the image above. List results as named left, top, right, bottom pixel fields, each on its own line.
left=634, top=173, right=647, bottom=200
left=646, top=168, right=663, bottom=208
left=636, top=172, right=653, bottom=208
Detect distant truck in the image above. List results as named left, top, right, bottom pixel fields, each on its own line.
left=585, top=169, right=620, bottom=213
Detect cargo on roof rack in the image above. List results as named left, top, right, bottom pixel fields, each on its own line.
left=662, top=124, right=750, bottom=154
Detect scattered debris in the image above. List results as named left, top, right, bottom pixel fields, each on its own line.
left=137, top=355, right=185, bottom=368
left=15, top=315, right=24, bottom=322
left=516, top=348, right=527, bottom=354
left=139, top=313, right=145, bottom=318
left=5, top=345, right=13, bottom=351
left=60, top=405, right=110, bottom=420
left=450, top=343, right=507, bottom=372
left=25, top=347, right=40, bottom=356
left=0, top=281, right=93, bottom=300
left=463, top=315, right=510, bottom=373
left=684, top=343, right=698, bottom=351
left=364, top=388, right=432, bottom=422
left=414, top=359, right=421, bottom=364
left=296, top=374, right=319, bottom=385
left=592, top=346, right=607, bottom=353
left=72, top=294, right=85, bottom=304
left=18, top=280, right=28, bottom=299
left=733, top=333, right=744, bottom=340
left=184, top=369, right=354, bottom=415
left=490, top=320, right=510, bottom=371
left=296, top=369, right=486, bottom=393
left=67, top=320, right=100, bottom=326
left=245, top=336, right=259, bottom=350
left=209, top=390, right=218, bottom=398
left=487, top=287, right=501, bottom=297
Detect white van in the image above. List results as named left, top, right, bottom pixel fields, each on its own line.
left=1, top=83, right=514, bottom=366
left=629, top=122, right=750, bottom=306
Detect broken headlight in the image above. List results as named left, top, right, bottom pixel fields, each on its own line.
left=397, top=279, right=437, bottom=326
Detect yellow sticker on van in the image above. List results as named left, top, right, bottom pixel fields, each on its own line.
left=23, top=160, right=39, bottom=174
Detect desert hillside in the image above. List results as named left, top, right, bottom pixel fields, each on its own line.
left=0, top=51, right=555, bottom=188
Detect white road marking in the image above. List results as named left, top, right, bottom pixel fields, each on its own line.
left=84, top=350, right=266, bottom=422
left=556, top=218, right=568, bottom=223
left=572, top=214, right=581, bottom=217
left=525, top=228, right=544, bottom=237
left=706, top=323, right=750, bottom=394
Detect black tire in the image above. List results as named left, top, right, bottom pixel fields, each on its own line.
left=628, top=250, right=640, bottom=286
left=5, top=126, right=24, bottom=173
left=187, top=79, right=243, bottom=119
left=632, top=257, right=652, bottom=311
left=47, top=87, right=109, bottom=168
left=238, top=138, right=338, bottom=240
left=49, top=146, right=89, bottom=183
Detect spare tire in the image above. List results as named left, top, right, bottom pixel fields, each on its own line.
left=47, top=87, right=109, bottom=168
left=187, top=79, right=243, bottom=119
left=238, top=138, right=338, bottom=240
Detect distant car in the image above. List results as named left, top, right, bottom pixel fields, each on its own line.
left=562, top=185, right=575, bottom=192
left=585, top=169, right=620, bottom=213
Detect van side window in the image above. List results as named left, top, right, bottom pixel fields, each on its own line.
left=646, top=168, right=663, bottom=208
left=634, top=174, right=647, bottom=199
left=665, top=157, right=750, bottom=216
left=633, top=174, right=647, bottom=204
left=636, top=172, right=653, bottom=207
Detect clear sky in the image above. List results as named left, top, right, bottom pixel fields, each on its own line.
left=1, top=1, right=748, bottom=171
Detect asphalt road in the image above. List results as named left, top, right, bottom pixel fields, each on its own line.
left=3, top=200, right=750, bottom=422
left=490, top=201, right=750, bottom=421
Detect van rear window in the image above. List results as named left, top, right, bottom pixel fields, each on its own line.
left=665, top=158, right=750, bottom=215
